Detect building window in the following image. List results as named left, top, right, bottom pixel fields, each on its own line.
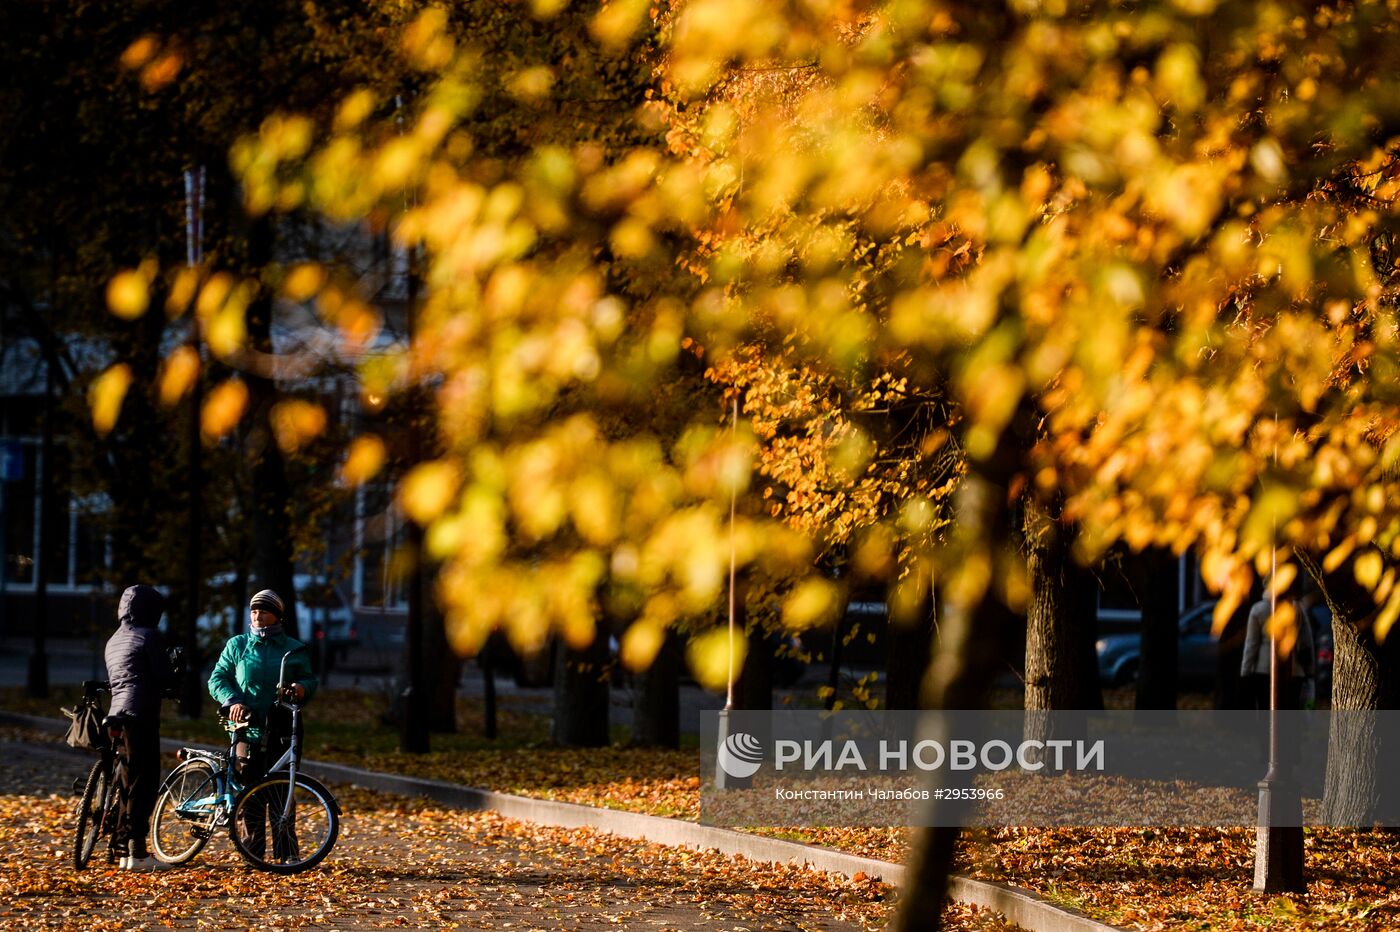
left=2, top=441, right=36, bottom=585
left=354, top=481, right=406, bottom=612
left=0, top=438, right=107, bottom=591
left=73, top=493, right=111, bottom=586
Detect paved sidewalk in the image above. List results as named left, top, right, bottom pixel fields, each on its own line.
left=0, top=735, right=895, bottom=931
left=2, top=713, right=1123, bottom=932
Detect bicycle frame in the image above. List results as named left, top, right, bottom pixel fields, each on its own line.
left=267, top=648, right=306, bottom=824
left=171, top=742, right=240, bottom=823
left=171, top=647, right=307, bottom=828
left=72, top=679, right=133, bottom=869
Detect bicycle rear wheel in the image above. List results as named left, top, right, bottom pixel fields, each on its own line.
left=152, top=759, right=219, bottom=865
left=228, top=773, right=339, bottom=874
left=73, top=759, right=111, bottom=871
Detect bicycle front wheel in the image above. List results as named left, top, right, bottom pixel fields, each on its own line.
left=152, top=759, right=219, bottom=865
left=73, top=759, right=111, bottom=871
left=228, top=773, right=339, bottom=874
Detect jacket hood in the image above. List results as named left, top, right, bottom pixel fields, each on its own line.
left=118, top=585, right=166, bottom=629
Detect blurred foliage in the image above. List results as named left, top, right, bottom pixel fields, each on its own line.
left=88, top=0, right=1400, bottom=684
left=0, top=0, right=424, bottom=606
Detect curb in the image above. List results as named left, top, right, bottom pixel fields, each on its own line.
left=3, top=710, right=1123, bottom=932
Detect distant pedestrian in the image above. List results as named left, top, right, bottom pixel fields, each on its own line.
left=1241, top=582, right=1316, bottom=711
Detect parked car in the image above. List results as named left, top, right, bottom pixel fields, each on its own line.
left=1096, top=600, right=1334, bottom=689
left=197, top=573, right=358, bottom=660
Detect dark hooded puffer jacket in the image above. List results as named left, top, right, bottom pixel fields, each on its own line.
left=104, top=585, right=174, bottom=719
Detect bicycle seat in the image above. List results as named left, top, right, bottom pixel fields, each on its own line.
left=220, top=717, right=250, bottom=732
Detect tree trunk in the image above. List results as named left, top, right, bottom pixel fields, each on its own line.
left=1023, top=498, right=1102, bottom=727
left=179, top=360, right=205, bottom=719
left=887, top=597, right=933, bottom=711
left=1299, top=550, right=1400, bottom=826
left=243, top=215, right=298, bottom=639
left=553, top=631, right=611, bottom=747
left=102, top=297, right=167, bottom=590
left=1134, top=547, right=1179, bottom=711
left=1321, top=605, right=1400, bottom=824
left=478, top=630, right=512, bottom=740
left=631, top=629, right=681, bottom=748
left=424, top=588, right=459, bottom=733
left=1074, top=576, right=1104, bottom=711
left=896, top=455, right=1021, bottom=932
left=738, top=622, right=774, bottom=711
left=481, top=648, right=498, bottom=740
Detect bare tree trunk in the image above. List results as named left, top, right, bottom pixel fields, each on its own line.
left=631, top=628, right=681, bottom=747
left=243, top=215, right=297, bottom=639
left=887, top=596, right=933, bottom=711
left=1299, top=550, right=1400, bottom=825
left=1322, top=606, right=1399, bottom=825
left=179, top=383, right=204, bottom=718
left=481, top=647, right=498, bottom=740
left=1024, top=497, right=1102, bottom=726
left=1134, top=547, right=1179, bottom=711
left=896, top=460, right=1020, bottom=932
left=738, top=621, right=774, bottom=711
left=424, top=588, right=459, bottom=733
left=553, top=630, right=611, bottom=747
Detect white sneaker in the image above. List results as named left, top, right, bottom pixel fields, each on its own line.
left=118, top=856, right=131, bottom=869
left=124, top=855, right=175, bottom=871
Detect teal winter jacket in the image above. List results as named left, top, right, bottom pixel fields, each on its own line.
left=208, top=632, right=319, bottom=735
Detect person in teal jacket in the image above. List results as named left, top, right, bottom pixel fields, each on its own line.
left=208, top=589, right=319, bottom=778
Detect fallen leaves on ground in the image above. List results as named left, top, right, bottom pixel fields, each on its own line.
left=9, top=687, right=1397, bottom=931
left=0, top=747, right=905, bottom=931
left=957, top=824, right=1399, bottom=931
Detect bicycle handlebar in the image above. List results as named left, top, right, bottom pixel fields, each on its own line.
left=273, top=646, right=309, bottom=711
left=275, top=646, right=306, bottom=692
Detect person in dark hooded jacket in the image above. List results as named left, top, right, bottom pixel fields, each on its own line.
left=104, top=584, right=176, bottom=871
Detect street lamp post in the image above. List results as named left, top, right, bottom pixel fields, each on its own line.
left=399, top=242, right=429, bottom=755
left=715, top=395, right=741, bottom=790
left=180, top=166, right=206, bottom=720
left=27, top=353, right=54, bottom=698
left=1253, top=561, right=1305, bottom=893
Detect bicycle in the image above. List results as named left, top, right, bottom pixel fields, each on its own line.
left=150, top=646, right=340, bottom=873
left=70, top=680, right=132, bottom=871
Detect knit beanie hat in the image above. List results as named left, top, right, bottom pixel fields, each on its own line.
left=249, top=589, right=285, bottom=619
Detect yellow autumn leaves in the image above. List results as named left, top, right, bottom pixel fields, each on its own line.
left=119, top=33, right=183, bottom=92
left=105, top=263, right=156, bottom=320
left=85, top=0, right=1400, bottom=704
left=88, top=365, right=132, bottom=437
